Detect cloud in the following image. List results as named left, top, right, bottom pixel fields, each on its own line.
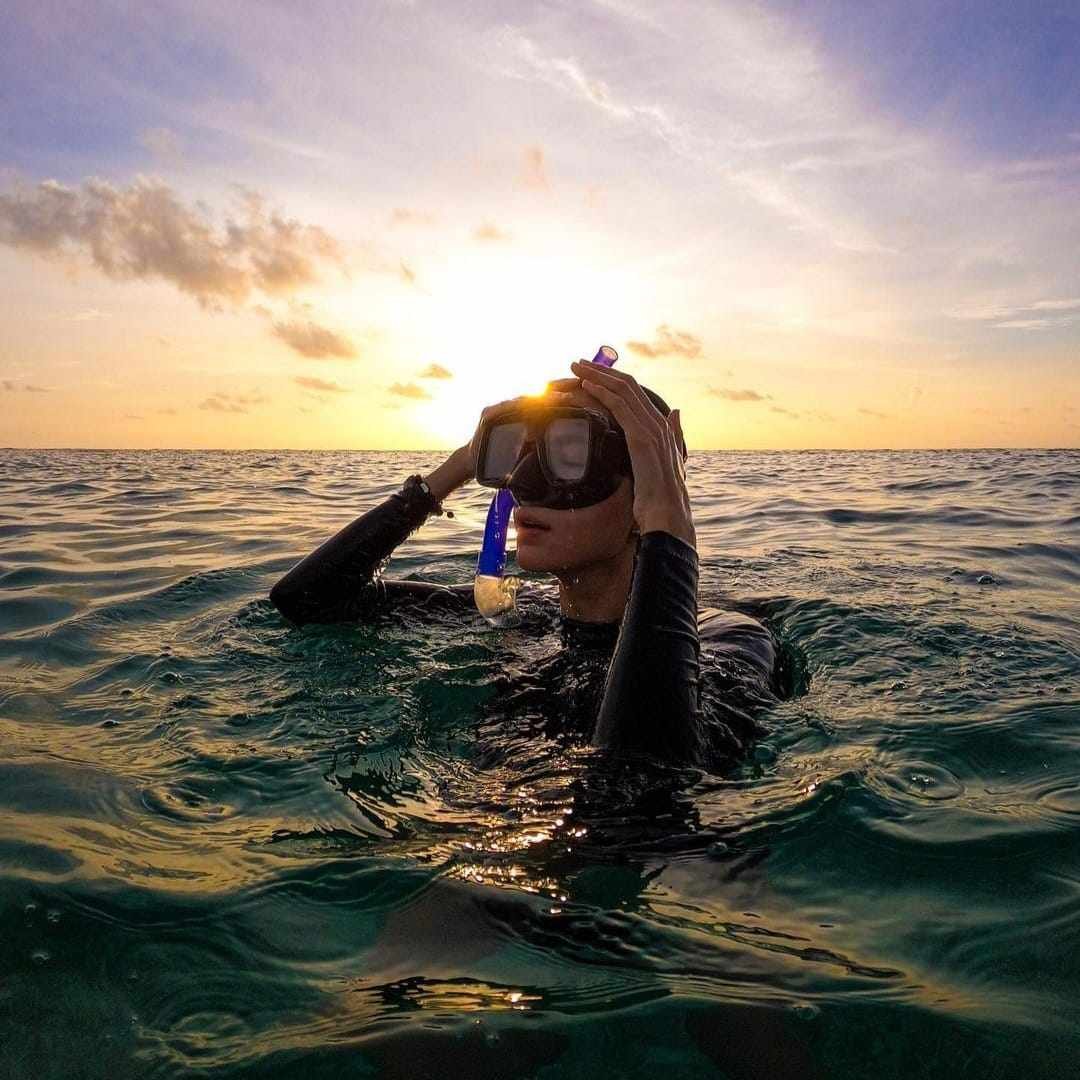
left=390, top=207, right=437, bottom=226
left=24, top=384, right=51, bottom=393
left=626, top=324, right=702, bottom=359
left=295, top=375, right=348, bottom=393
left=520, top=146, right=550, bottom=190
left=123, top=413, right=144, bottom=420
left=271, top=318, right=357, bottom=359
left=709, top=386, right=770, bottom=402
left=948, top=297, right=1080, bottom=326
left=474, top=222, right=510, bottom=243
left=994, top=319, right=1059, bottom=330
left=198, top=391, right=267, bottom=414
left=419, top=363, right=453, bottom=379
left=493, top=26, right=902, bottom=254
left=399, top=259, right=417, bottom=286
left=770, top=405, right=799, bottom=418
left=69, top=308, right=110, bottom=321
left=1030, top=298, right=1080, bottom=311
left=0, top=176, right=344, bottom=309
left=858, top=407, right=892, bottom=419
left=388, top=381, right=431, bottom=399
left=157, top=407, right=177, bottom=415
left=2, top=380, right=14, bottom=391
left=139, top=127, right=183, bottom=159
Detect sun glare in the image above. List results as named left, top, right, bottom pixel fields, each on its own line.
left=412, top=245, right=649, bottom=445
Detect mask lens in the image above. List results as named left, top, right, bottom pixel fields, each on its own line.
left=544, top=417, right=591, bottom=481
left=483, top=421, right=527, bottom=482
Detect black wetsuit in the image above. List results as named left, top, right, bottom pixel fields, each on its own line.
left=270, top=481, right=779, bottom=769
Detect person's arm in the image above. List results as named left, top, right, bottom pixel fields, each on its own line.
left=570, top=359, right=702, bottom=765
left=269, top=447, right=471, bottom=625
left=591, top=530, right=704, bottom=764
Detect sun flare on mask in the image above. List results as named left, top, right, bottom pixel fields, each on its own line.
left=408, top=245, right=653, bottom=446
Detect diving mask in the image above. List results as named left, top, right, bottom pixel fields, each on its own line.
left=475, top=402, right=631, bottom=510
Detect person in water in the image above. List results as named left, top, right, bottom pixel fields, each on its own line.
left=270, top=359, right=779, bottom=768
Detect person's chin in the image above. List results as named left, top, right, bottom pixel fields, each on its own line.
left=515, top=534, right=557, bottom=572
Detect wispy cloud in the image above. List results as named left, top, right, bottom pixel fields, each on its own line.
left=474, top=222, right=510, bottom=243
left=139, top=127, right=182, bottom=159
left=858, top=407, right=892, bottom=419
left=390, top=207, right=437, bottom=226
left=626, top=324, right=702, bottom=359
left=0, top=177, right=344, bottom=309
left=271, top=318, right=357, bottom=359
left=0, top=379, right=52, bottom=393
left=947, top=297, right=1080, bottom=324
left=709, top=386, right=770, bottom=402
left=519, top=146, right=550, bottom=190
left=419, top=363, right=453, bottom=379
left=770, top=405, right=799, bottom=418
left=198, top=391, right=267, bottom=414
left=388, top=381, right=431, bottom=399
left=493, top=24, right=904, bottom=254
left=295, top=375, right=348, bottom=393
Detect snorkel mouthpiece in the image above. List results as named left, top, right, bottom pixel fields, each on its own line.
left=473, top=345, right=618, bottom=624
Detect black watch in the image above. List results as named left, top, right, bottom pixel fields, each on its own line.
left=401, top=474, right=445, bottom=516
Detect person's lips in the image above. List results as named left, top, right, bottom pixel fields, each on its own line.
left=514, top=509, right=552, bottom=537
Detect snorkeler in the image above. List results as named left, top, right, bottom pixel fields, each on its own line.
left=269, top=359, right=779, bottom=767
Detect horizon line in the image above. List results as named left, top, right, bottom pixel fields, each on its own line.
left=2, top=445, right=1076, bottom=454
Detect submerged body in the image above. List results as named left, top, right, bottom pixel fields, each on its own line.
left=269, top=479, right=780, bottom=770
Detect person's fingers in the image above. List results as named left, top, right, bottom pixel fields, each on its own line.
left=577, top=377, right=653, bottom=437
left=670, top=409, right=688, bottom=458
left=571, top=361, right=660, bottom=431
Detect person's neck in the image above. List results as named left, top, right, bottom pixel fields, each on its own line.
left=556, top=541, right=637, bottom=624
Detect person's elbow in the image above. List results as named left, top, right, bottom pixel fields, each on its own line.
left=269, top=575, right=306, bottom=625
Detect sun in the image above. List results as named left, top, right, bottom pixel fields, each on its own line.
left=409, top=243, right=649, bottom=445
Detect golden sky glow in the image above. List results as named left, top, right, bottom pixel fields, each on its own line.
left=1, top=2, right=1078, bottom=450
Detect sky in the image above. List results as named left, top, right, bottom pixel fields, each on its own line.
left=1, top=0, right=1078, bottom=450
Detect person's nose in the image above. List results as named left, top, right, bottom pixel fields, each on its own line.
left=506, top=446, right=548, bottom=504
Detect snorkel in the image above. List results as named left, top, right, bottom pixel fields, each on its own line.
left=473, top=345, right=619, bottom=624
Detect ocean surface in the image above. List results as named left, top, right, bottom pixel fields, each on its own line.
left=0, top=447, right=1077, bottom=1079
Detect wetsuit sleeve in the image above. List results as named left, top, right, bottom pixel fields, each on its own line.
left=591, top=531, right=704, bottom=766
left=269, top=484, right=439, bottom=625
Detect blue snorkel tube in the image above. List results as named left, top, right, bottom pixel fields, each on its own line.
left=473, top=345, right=619, bottom=624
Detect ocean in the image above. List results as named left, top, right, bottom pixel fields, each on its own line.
left=0, top=448, right=1077, bottom=1078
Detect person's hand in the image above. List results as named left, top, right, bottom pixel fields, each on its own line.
left=570, top=360, right=695, bottom=549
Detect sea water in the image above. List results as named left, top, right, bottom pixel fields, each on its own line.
left=0, top=448, right=1077, bottom=1078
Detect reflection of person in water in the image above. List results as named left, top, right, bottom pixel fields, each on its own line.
left=270, top=359, right=780, bottom=768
